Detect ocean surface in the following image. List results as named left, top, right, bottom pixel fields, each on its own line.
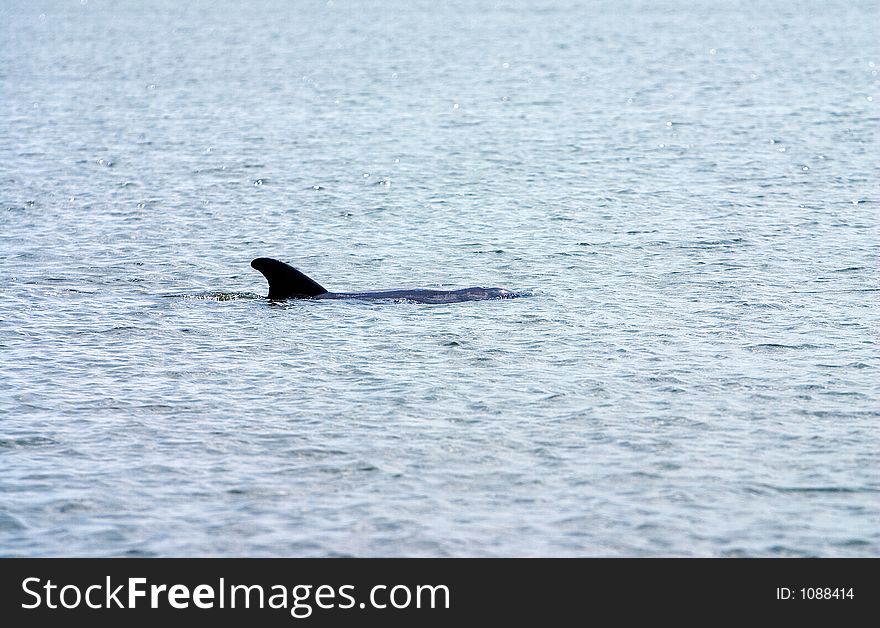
left=1, top=0, right=877, bottom=557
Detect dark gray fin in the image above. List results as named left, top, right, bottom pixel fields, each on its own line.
left=250, top=257, right=328, bottom=299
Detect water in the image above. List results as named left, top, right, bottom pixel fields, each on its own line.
left=1, top=0, right=877, bottom=557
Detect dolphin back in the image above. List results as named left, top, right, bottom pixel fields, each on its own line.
left=325, top=288, right=517, bottom=303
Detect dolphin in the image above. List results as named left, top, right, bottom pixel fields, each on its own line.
left=251, top=257, right=518, bottom=303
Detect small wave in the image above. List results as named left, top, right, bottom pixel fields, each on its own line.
left=815, top=362, right=874, bottom=369
left=757, top=484, right=878, bottom=494
left=0, top=512, right=26, bottom=532
left=123, top=549, right=159, bottom=557
left=831, top=539, right=872, bottom=548
left=745, top=343, right=823, bottom=351
left=0, top=436, right=58, bottom=449
left=75, top=325, right=140, bottom=335
left=679, top=238, right=747, bottom=248
left=171, top=292, right=261, bottom=301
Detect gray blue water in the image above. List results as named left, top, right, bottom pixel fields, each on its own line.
left=1, top=0, right=878, bottom=556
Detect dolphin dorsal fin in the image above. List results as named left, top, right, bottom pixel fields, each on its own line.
left=251, top=257, right=328, bottom=299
